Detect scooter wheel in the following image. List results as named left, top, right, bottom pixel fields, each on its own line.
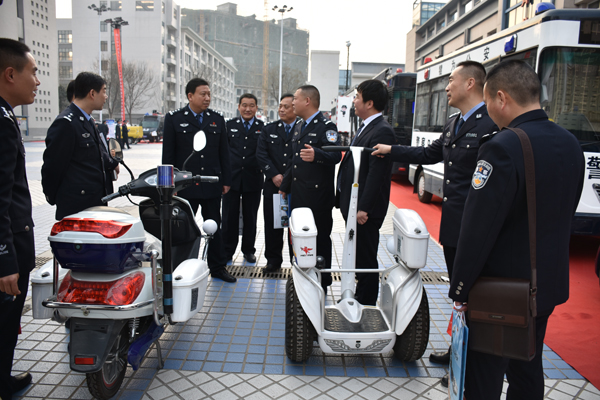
left=393, top=287, right=430, bottom=362
left=285, top=276, right=315, bottom=362
left=86, top=329, right=128, bottom=399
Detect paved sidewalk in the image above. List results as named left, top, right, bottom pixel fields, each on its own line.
left=14, top=142, right=599, bottom=400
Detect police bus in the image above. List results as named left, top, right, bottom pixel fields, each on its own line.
left=410, top=8, right=600, bottom=234
left=383, top=72, right=417, bottom=174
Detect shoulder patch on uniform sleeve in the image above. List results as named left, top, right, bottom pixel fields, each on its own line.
left=472, top=160, right=493, bottom=190
left=326, top=130, right=338, bottom=143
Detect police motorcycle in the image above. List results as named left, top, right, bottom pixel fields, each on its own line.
left=286, top=145, right=430, bottom=362
left=32, top=132, right=218, bottom=399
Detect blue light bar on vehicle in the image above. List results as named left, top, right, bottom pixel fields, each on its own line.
left=504, top=35, right=517, bottom=54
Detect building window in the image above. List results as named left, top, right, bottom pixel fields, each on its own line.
left=101, top=41, right=108, bottom=51
left=59, top=65, right=73, bottom=78
left=110, top=1, right=122, bottom=11
left=136, top=1, right=154, bottom=11
left=448, top=11, right=457, bottom=23
left=58, top=30, right=72, bottom=44
left=101, top=60, right=109, bottom=71
left=101, top=21, right=107, bottom=32
left=59, top=49, right=72, bottom=61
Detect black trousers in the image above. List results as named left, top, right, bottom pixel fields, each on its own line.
left=222, top=188, right=261, bottom=259
left=443, top=245, right=457, bottom=280
left=122, top=132, right=130, bottom=149
left=343, top=215, right=384, bottom=306
left=185, top=197, right=226, bottom=272
left=262, top=180, right=292, bottom=267
left=464, top=308, right=554, bottom=400
left=0, top=231, right=34, bottom=400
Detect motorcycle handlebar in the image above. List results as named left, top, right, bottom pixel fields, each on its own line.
left=197, top=176, right=219, bottom=183
left=322, top=146, right=375, bottom=154
left=101, top=190, right=124, bottom=204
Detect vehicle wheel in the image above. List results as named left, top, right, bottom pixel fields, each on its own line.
left=394, top=288, right=430, bottom=362
left=127, top=137, right=133, bottom=145
left=285, top=276, right=315, bottom=362
left=417, top=170, right=433, bottom=203
left=86, top=329, right=128, bottom=400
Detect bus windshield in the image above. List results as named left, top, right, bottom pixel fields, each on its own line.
left=539, top=47, right=600, bottom=146
left=142, top=118, right=159, bottom=129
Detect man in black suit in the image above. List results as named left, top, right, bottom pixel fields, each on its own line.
left=42, top=72, right=119, bottom=221
left=280, top=85, right=341, bottom=294
left=162, top=78, right=235, bottom=283
left=122, top=120, right=131, bottom=149
left=0, top=38, right=39, bottom=400
left=115, top=119, right=123, bottom=148
left=257, top=94, right=297, bottom=273
left=336, top=80, right=395, bottom=305
left=372, top=61, right=497, bottom=381
left=222, top=94, right=264, bottom=264
left=450, top=60, right=584, bottom=399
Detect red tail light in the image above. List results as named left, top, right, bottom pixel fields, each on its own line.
left=51, top=219, right=132, bottom=239
left=57, top=271, right=145, bottom=306
left=75, top=357, right=96, bottom=365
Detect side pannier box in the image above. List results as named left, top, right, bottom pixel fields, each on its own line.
left=392, top=209, right=429, bottom=269
left=48, top=209, right=146, bottom=274
left=289, top=207, right=318, bottom=268
left=31, top=260, right=69, bottom=319
left=171, top=259, right=210, bottom=322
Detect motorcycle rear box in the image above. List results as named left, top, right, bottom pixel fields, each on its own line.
left=392, top=209, right=429, bottom=269
left=48, top=208, right=146, bottom=274
left=171, top=259, right=209, bottom=322
left=289, top=207, right=318, bottom=268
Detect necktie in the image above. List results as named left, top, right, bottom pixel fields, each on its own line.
left=197, top=112, right=203, bottom=126
left=455, top=118, right=464, bottom=136
left=245, top=121, right=250, bottom=132
left=301, top=122, right=307, bottom=133
left=351, top=123, right=365, bottom=145
left=285, top=124, right=291, bottom=138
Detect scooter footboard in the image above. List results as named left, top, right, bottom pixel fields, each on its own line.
left=69, top=318, right=128, bottom=373
left=381, top=265, right=424, bottom=335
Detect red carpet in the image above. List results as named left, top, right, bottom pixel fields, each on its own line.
left=390, top=175, right=600, bottom=387
left=389, top=175, right=442, bottom=243
left=545, top=235, right=600, bottom=388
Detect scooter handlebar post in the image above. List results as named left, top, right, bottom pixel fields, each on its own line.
left=322, top=145, right=375, bottom=153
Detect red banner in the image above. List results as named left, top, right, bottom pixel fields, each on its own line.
left=114, top=28, right=125, bottom=121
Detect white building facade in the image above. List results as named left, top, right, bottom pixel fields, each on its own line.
left=0, top=0, right=59, bottom=140
left=309, top=50, right=340, bottom=114
left=64, top=0, right=236, bottom=122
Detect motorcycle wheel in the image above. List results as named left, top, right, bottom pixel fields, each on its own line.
left=393, top=288, right=430, bottom=362
left=86, top=329, right=129, bottom=400
left=285, top=276, right=315, bottom=362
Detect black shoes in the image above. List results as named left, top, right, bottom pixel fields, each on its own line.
left=429, top=347, right=450, bottom=365
left=244, top=253, right=257, bottom=263
left=441, top=373, right=449, bottom=388
left=211, top=267, right=236, bottom=283
left=11, top=372, right=32, bottom=394
left=263, top=264, right=281, bottom=274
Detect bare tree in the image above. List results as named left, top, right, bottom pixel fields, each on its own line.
left=268, top=66, right=306, bottom=105
left=122, top=61, right=157, bottom=122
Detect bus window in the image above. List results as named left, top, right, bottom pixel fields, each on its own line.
left=539, top=47, right=600, bottom=146
left=430, top=77, right=449, bottom=130
left=415, top=81, right=431, bottom=131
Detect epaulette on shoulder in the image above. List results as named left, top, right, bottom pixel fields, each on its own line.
left=62, top=111, right=74, bottom=122
left=325, top=120, right=334, bottom=125
left=480, top=131, right=498, bottom=145
left=1, top=106, right=12, bottom=119
left=168, top=107, right=183, bottom=116
left=449, top=112, right=460, bottom=119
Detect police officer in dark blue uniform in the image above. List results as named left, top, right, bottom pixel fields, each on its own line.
left=373, top=61, right=497, bottom=381
left=0, top=38, right=39, bottom=400
left=256, top=93, right=297, bottom=273
left=222, top=94, right=264, bottom=263
left=42, top=72, right=119, bottom=221
left=450, top=60, right=584, bottom=400
left=162, top=78, right=235, bottom=283
left=280, top=85, right=342, bottom=293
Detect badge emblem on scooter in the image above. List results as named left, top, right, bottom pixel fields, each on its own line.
left=300, top=246, right=312, bottom=255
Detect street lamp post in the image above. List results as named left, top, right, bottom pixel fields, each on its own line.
left=88, top=3, right=111, bottom=122
left=345, top=41, right=351, bottom=92
left=272, top=5, right=293, bottom=103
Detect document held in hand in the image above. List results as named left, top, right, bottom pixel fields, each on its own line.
left=449, top=309, right=468, bottom=400
left=273, top=194, right=291, bottom=229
